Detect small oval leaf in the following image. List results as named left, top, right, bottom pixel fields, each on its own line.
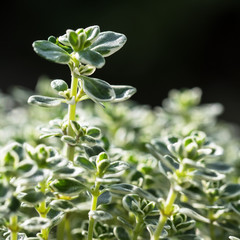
left=81, top=76, right=115, bottom=102
left=51, top=178, right=86, bottom=196
left=51, top=79, right=68, bottom=92
left=76, top=49, right=105, bottom=68
left=33, top=40, right=71, bottom=64
left=111, top=85, right=136, bottom=102
left=90, top=31, right=127, bottom=57
left=20, top=217, right=51, bottom=232
left=28, top=95, right=62, bottom=107
left=113, top=226, right=131, bottom=240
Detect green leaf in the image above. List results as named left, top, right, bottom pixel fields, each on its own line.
left=113, top=226, right=131, bottom=240
left=74, top=155, right=96, bottom=171
left=81, top=76, right=115, bottom=102
left=206, top=162, right=233, bottom=174
left=96, top=152, right=108, bottom=163
left=70, top=120, right=81, bottom=135
left=106, top=161, right=129, bottom=173
left=86, top=127, right=101, bottom=138
left=85, top=25, right=100, bottom=43
left=33, top=40, right=71, bottom=64
left=53, top=166, right=82, bottom=178
left=111, top=85, right=136, bottom=102
left=16, top=160, right=38, bottom=177
left=78, top=32, right=87, bottom=50
left=176, top=220, right=196, bottom=232
left=20, top=217, right=51, bottom=232
left=96, top=177, right=121, bottom=184
left=18, top=169, right=45, bottom=185
left=122, top=194, right=142, bottom=215
left=229, top=202, right=240, bottom=216
left=97, top=159, right=110, bottom=174
left=6, top=233, right=27, bottom=240
left=18, top=189, right=45, bottom=206
left=229, top=237, right=240, bottom=240
left=83, top=145, right=105, bottom=158
left=80, top=135, right=96, bottom=144
left=61, top=135, right=77, bottom=146
left=0, top=181, right=11, bottom=202
left=146, top=143, right=178, bottom=173
left=90, top=31, right=127, bottom=57
left=46, top=156, right=68, bottom=169
left=220, top=184, right=240, bottom=199
left=192, top=169, right=225, bottom=181
left=89, top=210, right=113, bottom=221
left=58, top=33, right=71, bottom=46
left=67, top=30, right=79, bottom=51
left=51, top=178, right=86, bottom=196
left=51, top=79, right=68, bottom=92
left=179, top=208, right=210, bottom=224
left=97, top=191, right=112, bottom=207
left=7, top=196, right=21, bottom=213
left=50, top=199, right=77, bottom=212
left=76, top=49, right=105, bottom=68
left=117, top=216, right=133, bottom=229
left=110, top=183, right=157, bottom=202
left=47, top=209, right=65, bottom=227
left=28, top=95, right=62, bottom=107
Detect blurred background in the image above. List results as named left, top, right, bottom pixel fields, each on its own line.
left=1, top=0, right=240, bottom=124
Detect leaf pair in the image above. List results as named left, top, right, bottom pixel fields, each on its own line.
left=81, top=76, right=136, bottom=104
left=28, top=77, right=136, bottom=107
left=33, top=27, right=127, bottom=69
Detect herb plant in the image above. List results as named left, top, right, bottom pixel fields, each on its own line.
left=1, top=25, right=240, bottom=240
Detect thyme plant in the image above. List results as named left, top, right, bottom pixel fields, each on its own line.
left=1, top=25, right=240, bottom=240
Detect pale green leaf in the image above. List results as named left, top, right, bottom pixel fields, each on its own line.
left=28, top=95, right=62, bottom=107
left=81, top=76, right=115, bottom=102
left=113, top=226, right=131, bottom=240
left=20, top=217, right=51, bottom=231
left=111, top=85, right=136, bottom=102
left=51, top=79, right=68, bottom=92
left=89, top=210, right=113, bottom=221
left=33, top=40, right=71, bottom=64
left=90, top=31, right=127, bottom=57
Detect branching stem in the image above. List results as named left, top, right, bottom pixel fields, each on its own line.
left=38, top=181, right=49, bottom=240
left=87, top=182, right=101, bottom=240
left=152, top=187, right=177, bottom=240
left=133, top=215, right=144, bottom=240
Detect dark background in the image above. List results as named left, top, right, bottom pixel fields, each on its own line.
left=2, top=0, right=240, bottom=124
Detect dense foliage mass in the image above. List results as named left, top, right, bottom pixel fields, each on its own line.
left=1, top=26, right=240, bottom=240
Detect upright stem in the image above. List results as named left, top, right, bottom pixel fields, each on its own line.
left=56, top=215, right=66, bottom=240
left=38, top=181, right=49, bottom=240
left=66, top=73, right=78, bottom=161
left=152, top=187, right=177, bottom=240
left=87, top=182, right=101, bottom=240
left=65, top=214, right=73, bottom=240
left=10, top=215, right=18, bottom=240
left=208, top=209, right=216, bottom=240
left=132, top=215, right=144, bottom=240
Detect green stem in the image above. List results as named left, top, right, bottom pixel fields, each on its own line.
left=10, top=215, right=18, bottom=240
left=209, top=222, right=215, bottom=240
left=66, top=73, right=78, bottom=161
left=132, top=215, right=144, bottom=240
left=152, top=187, right=177, bottom=240
left=65, top=214, right=73, bottom=240
left=38, top=181, right=49, bottom=240
left=208, top=209, right=216, bottom=240
left=56, top=215, right=66, bottom=240
left=87, top=182, right=101, bottom=240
